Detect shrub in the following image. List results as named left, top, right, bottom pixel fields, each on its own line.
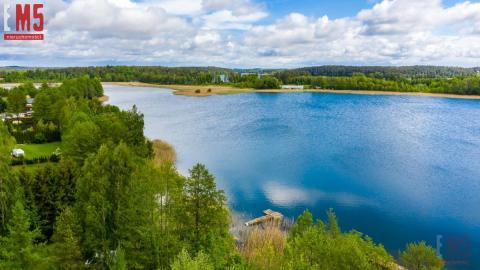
left=400, top=242, right=444, bottom=270
left=34, top=132, right=47, bottom=143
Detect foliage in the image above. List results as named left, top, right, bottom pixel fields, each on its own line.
left=284, top=209, right=394, bottom=270
left=0, top=200, right=52, bottom=269
left=7, top=87, right=26, bottom=114
left=0, top=97, right=7, bottom=113
left=400, top=242, right=444, bottom=270
left=51, top=207, right=85, bottom=269
left=171, top=249, right=214, bottom=270
left=180, top=163, right=234, bottom=268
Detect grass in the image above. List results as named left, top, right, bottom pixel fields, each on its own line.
left=15, top=142, right=62, bottom=159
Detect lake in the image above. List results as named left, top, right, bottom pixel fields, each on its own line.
left=105, top=85, right=480, bottom=269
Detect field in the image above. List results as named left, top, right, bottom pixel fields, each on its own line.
left=15, top=142, right=62, bottom=158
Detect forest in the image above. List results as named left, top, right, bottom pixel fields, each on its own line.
left=2, top=65, right=480, bottom=95
left=0, top=79, right=445, bottom=269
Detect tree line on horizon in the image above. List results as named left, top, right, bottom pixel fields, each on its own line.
left=2, top=65, right=480, bottom=94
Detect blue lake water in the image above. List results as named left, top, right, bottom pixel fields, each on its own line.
left=105, top=85, right=480, bottom=269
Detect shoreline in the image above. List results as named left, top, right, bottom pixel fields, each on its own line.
left=0, top=81, right=473, bottom=100
left=102, top=82, right=480, bottom=100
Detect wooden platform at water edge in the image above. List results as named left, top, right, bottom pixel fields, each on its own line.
left=245, top=209, right=283, bottom=226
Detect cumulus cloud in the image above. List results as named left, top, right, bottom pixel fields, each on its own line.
left=2, top=0, right=480, bottom=67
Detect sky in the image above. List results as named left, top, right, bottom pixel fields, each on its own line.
left=1, top=0, right=480, bottom=68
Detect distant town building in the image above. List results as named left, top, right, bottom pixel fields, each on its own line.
left=219, top=74, right=229, bottom=83
left=281, top=85, right=304, bottom=90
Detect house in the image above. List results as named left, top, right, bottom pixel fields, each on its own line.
left=219, top=74, right=229, bottom=83
left=281, top=85, right=304, bottom=90
left=11, top=148, right=25, bottom=158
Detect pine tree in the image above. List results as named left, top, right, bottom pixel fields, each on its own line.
left=0, top=200, right=50, bottom=269
left=181, top=163, right=234, bottom=268
left=51, top=207, right=85, bottom=270
left=290, top=209, right=313, bottom=238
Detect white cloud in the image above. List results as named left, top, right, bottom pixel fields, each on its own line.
left=2, top=0, right=480, bottom=67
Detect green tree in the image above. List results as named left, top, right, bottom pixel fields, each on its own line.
left=62, top=120, right=101, bottom=162
left=400, top=242, right=444, bottom=270
left=290, top=209, right=313, bottom=238
left=171, top=249, right=214, bottom=270
left=0, top=98, right=7, bottom=113
left=51, top=207, right=85, bottom=270
left=181, top=164, right=234, bottom=268
left=7, top=87, right=26, bottom=115
left=76, top=143, right=164, bottom=268
left=0, top=200, right=51, bottom=269
left=0, top=122, right=19, bottom=235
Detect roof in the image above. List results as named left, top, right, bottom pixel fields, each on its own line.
left=12, top=149, right=25, bottom=155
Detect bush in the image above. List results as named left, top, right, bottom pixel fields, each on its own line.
left=34, top=132, right=47, bottom=143
left=400, top=242, right=444, bottom=270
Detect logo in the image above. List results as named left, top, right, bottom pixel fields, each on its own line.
left=3, top=0, right=44, bottom=40
left=437, top=234, right=473, bottom=267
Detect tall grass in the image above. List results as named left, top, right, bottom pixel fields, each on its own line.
left=152, top=139, right=176, bottom=165
left=239, top=226, right=286, bottom=270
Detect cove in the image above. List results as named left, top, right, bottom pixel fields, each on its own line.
left=105, top=85, right=480, bottom=269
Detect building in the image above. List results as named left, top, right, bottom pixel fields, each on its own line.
left=281, top=85, right=304, bottom=90
left=219, top=74, right=229, bottom=83
left=26, top=96, right=34, bottom=111
left=12, top=149, right=25, bottom=158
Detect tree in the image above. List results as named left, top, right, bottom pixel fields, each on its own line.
left=0, top=98, right=7, bottom=113
left=326, top=208, right=340, bottom=237
left=76, top=143, right=164, bottom=268
left=62, top=120, right=101, bottom=162
left=7, top=87, right=26, bottom=115
left=400, top=242, right=444, bottom=270
left=290, top=209, right=313, bottom=238
left=0, top=200, right=51, bottom=270
left=51, top=207, right=85, bottom=270
left=181, top=164, right=234, bottom=268
left=171, top=249, right=214, bottom=270
left=27, top=159, right=77, bottom=240
left=0, top=122, right=19, bottom=235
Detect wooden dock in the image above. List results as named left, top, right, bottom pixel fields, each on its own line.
left=245, top=209, right=283, bottom=227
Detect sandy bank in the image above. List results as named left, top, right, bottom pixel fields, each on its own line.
left=103, top=82, right=480, bottom=100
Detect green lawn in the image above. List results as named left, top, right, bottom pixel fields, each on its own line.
left=15, top=142, right=62, bottom=159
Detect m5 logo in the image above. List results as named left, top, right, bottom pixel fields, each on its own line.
left=3, top=0, right=44, bottom=40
